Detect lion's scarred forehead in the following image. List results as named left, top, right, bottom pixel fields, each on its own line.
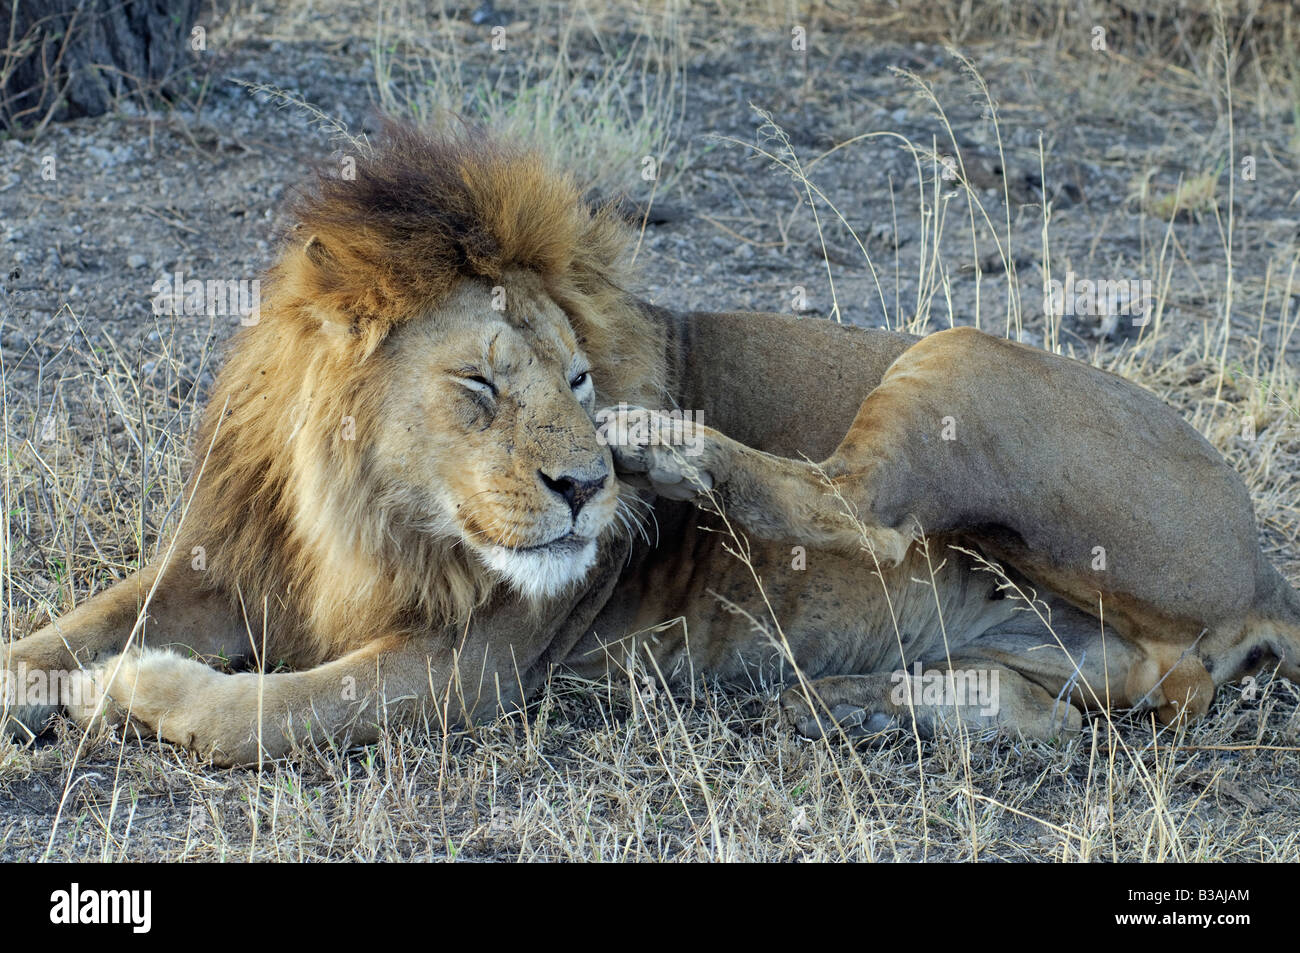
left=496, top=273, right=582, bottom=362
left=389, top=274, right=584, bottom=374
left=232, top=120, right=664, bottom=448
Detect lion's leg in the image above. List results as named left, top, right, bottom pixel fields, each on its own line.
left=67, top=637, right=435, bottom=766
left=780, top=664, right=1083, bottom=742
left=2, top=553, right=250, bottom=737
left=57, top=528, right=626, bottom=765
left=65, top=625, right=541, bottom=767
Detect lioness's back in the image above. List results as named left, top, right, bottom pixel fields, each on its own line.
left=670, top=309, right=914, bottom=459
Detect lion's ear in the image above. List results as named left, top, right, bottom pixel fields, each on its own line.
left=286, top=230, right=399, bottom=354
left=303, top=234, right=333, bottom=268
left=289, top=234, right=353, bottom=337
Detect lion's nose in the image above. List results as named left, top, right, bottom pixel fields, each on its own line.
left=538, top=468, right=608, bottom=518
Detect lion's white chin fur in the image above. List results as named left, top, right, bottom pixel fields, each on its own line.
left=478, top=537, right=599, bottom=600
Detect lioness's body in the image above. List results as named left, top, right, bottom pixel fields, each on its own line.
left=580, top=308, right=1300, bottom=733
left=567, top=310, right=1013, bottom=684
left=5, top=128, right=1299, bottom=764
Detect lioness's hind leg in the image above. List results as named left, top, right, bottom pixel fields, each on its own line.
left=780, top=665, right=1083, bottom=743
left=967, top=602, right=1217, bottom=725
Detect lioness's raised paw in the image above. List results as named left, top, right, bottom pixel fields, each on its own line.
left=599, top=405, right=719, bottom=503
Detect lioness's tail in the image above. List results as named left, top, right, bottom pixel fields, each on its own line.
left=1250, top=556, right=1300, bottom=682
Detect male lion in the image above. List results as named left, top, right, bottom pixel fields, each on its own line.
left=4, top=125, right=1298, bottom=766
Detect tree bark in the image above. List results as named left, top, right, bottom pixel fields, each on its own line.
left=2, top=0, right=205, bottom=132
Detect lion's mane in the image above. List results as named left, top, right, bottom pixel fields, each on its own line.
left=179, top=123, right=665, bottom=663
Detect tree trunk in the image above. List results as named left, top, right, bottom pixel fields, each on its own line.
left=2, top=0, right=205, bottom=132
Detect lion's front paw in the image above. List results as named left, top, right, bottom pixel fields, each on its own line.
left=65, top=650, right=147, bottom=729
left=66, top=648, right=248, bottom=753
left=66, top=650, right=282, bottom=765
left=600, top=405, right=719, bottom=502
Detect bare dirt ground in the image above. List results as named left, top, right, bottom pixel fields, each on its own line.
left=2, top=0, right=1299, bottom=860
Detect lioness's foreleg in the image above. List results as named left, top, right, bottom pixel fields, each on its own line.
left=608, top=330, right=1019, bottom=560
left=609, top=412, right=912, bottom=563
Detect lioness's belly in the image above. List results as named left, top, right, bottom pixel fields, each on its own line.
left=567, top=510, right=1019, bottom=687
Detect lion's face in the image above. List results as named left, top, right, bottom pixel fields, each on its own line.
left=371, top=270, right=619, bottom=599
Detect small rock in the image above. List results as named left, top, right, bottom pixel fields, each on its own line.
left=86, top=145, right=116, bottom=167
left=127, top=254, right=147, bottom=269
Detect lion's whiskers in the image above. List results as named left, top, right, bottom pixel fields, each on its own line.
left=619, top=490, right=658, bottom=546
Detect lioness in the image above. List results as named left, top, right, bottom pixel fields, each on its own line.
left=4, top=125, right=1298, bottom=766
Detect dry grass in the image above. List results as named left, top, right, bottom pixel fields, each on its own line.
left=3, top=0, right=1300, bottom=862
left=369, top=0, right=689, bottom=198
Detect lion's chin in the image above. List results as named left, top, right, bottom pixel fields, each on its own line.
left=478, top=535, right=599, bottom=600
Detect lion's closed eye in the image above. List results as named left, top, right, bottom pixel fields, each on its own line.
left=455, top=373, right=497, bottom=398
